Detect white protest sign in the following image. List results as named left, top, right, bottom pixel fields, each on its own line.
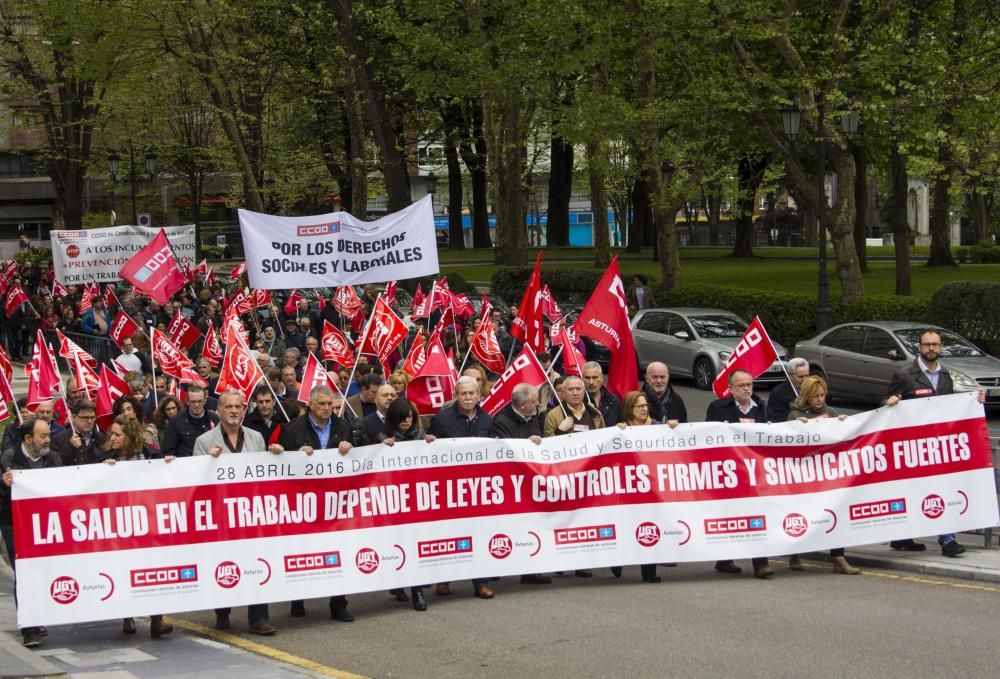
left=51, top=225, right=195, bottom=285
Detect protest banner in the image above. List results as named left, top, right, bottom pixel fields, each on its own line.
left=51, top=225, right=196, bottom=285
left=238, top=195, right=438, bottom=289
left=11, top=393, right=995, bottom=626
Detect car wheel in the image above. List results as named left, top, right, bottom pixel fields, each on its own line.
left=693, top=357, right=715, bottom=391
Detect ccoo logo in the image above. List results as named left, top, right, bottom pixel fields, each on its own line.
left=355, top=548, right=380, bottom=574
left=922, top=494, right=945, bottom=519
left=782, top=513, right=808, bottom=538
left=488, top=534, right=513, bottom=559
left=215, top=561, right=241, bottom=588
left=635, top=522, right=661, bottom=547
left=50, top=576, right=80, bottom=604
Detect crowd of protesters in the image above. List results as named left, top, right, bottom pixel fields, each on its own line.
left=0, top=261, right=987, bottom=649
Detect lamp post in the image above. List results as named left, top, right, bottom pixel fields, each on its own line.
left=426, top=171, right=438, bottom=211
left=123, top=144, right=158, bottom=226
left=107, top=152, right=119, bottom=225
left=780, top=97, right=859, bottom=332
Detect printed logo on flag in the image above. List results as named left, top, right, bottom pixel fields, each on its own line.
left=50, top=576, right=80, bottom=604
left=418, top=537, right=472, bottom=558
left=704, top=515, right=767, bottom=535
left=782, top=513, right=809, bottom=538
left=849, top=498, right=906, bottom=521
left=488, top=534, right=513, bottom=559
left=215, top=561, right=241, bottom=588
left=635, top=522, right=661, bottom=547
left=297, top=221, right=340, bottom=237
left=554, top=524, right=617, bottom=545
left=922, top=494, right=945, bottom=519
left=130, top=565, right=198, bottom=588
left=355, top=547, right=380, bottom=574
left=284, top=552, right=342, bottom=573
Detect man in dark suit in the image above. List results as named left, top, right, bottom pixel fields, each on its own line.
left=357, top=384, right=398, bottom=445
left=766, top=357, right=809, bottom=424
left=884, top=328, right=987, bottom=557
left=278, top=384, right=355, bottom=621
left=705, top=369, right=772, bottom=579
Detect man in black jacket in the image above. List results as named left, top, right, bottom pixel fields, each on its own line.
left=641, top=362, right=687, bottom=425
left=766, top=357, right=809, bottom=424
left=357, top=384, right=398, bottom=446
left=278, top=384, right=354, bottom=621
left=243, top=385, right=287, bottom=443
left=705, top=370, right=772, bottom=579
left=884, top=328, right=987, bottom=557
left=2, top=416, right=60, bottom=647
left=50, top=400, right=106, bottom=465
left=582, top=361, right=620, bottom=426
left=161, top=385, right=220, bottom=457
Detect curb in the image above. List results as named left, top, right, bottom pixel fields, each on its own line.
left=803, top=549, right=1000, bottom=585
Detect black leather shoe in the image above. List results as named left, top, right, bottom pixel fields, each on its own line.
left=890, top=539, right=927, bottom=551
left=574, top=569, right=593, bottom=578
left=714, top=560, right=742, bottom=574
left=610, top=567, right=623, bottom=578
left=37, top=627, right=48, bottom=637
left=290, top=602, right=306, bottom=617
left=330, top=598, right=355, bottom=622
left=390, top=588, right=409, bottom=602
left=519, top=574, right=553, bottom=585
left=643, top=575, right=662, bottom=583
left=942, top=541, right=966, bottom=557
left=214, top=612, right=231, bottom=630
left=412, top=589, right=427, bottom=611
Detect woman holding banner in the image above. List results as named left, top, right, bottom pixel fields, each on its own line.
left=786, top=376, right=860, bottom=575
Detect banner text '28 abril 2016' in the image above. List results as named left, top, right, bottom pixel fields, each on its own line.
left=12, top=393, right=996, bottom=626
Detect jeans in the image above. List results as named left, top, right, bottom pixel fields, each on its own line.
left=215, top=603, right=269, bottom=625
left=938, top=533, right=957, bottom=546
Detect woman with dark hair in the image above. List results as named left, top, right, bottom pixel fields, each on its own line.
left=150, top=396, right=182, bottom=449
left=380, top=398, right=434, bottom=610
left=98, top=415, right=175, bottom=637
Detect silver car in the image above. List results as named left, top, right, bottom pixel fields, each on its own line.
left=793, top=322, right=1000, bottom=406
left=631, top=308, right=788, bottom=390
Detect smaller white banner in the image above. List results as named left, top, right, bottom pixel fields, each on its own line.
left=239, top=195, right=439, bottom=290
left=51, top=225, right=196, bottom=285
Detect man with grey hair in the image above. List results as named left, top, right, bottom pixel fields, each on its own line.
left=489, top=383, right=543, bottom=443
left=544, top=375, right=605, bottom=437
left=162, top=384, right=220, bottom=457
left=279, top=384, right=355, bottom=621
left=195, top=390, right=283, bottom=635
left=283, top=347, right=303, bottom=380
left=582, top=361, right=620, bottom=426
left=767, top=357, right=809, bottom=423
left=429, top=376, right=495, bottom=599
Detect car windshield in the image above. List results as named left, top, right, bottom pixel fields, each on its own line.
left=689, top=314, right=746, bottom=338
left=894, top=328, right=984, bottom=358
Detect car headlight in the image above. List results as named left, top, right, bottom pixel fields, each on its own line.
left=718, top=351, right=731, bottom=361
left=950, top=370, right=979, bottom=391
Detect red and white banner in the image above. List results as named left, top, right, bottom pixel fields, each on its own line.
left=712, top=315, right=781, bottom=398
left=51, top=225, right=195, bottom=285
left=11, top=394, right=995, bottom=627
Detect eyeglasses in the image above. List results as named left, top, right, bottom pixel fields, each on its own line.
left=731, top=382, right=753, bottom=389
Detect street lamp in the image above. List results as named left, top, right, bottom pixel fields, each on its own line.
left=144, top=150, right=157, bottom=180
left=107, top=152, right=119, bottom=225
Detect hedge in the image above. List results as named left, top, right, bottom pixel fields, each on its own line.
left=929, top=281, right=1000, bottom=355
left=491, top=268, right=604, bottom=305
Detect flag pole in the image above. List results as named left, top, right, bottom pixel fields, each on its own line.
left=148, top=324, right=159, bottom=409
left=0, top=369, right=22, bottom=424
left=756, top=315, right=796, bottom=396
left=539, top=349, right=569, bottom=418
left=43, top=331, right=77, bottom=436
left=338, top=293, right=381, bottom=418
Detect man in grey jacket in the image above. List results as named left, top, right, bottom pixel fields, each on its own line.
left=194, top=390, right=284, bottom=635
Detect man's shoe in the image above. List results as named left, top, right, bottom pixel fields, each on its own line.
left=890, top=539, right=927, bottom=552
left=249, top=622, right=277, bottom=636
left=435, top=583, right=451, bottom=596
left=37, top=627, right=48, bottom=637
left=22, top=631, right=41, bottom=648
left=475, top=584, right=494, bottom=599
left=642, top=575, right=662, bottom=583
left=122, top=618, right=137, bottom=635
left=942, top=541, right=966, bottom=557
left=520, top=574, right=552, bottom=585
left=610, top=567, right=623, bottom=578
left=214, top=612, right=231, bottom=630
left=714, top=560, right=742, bottom=574
left=390, top=588, right=409, bottom=602
left=753, top=564, right=775, bottom=579
left=574, top=569, right=593, bottom=578
left=831, top=555, right=861, bottom=575
left=788, top=555, right=804, bottom=571
left=330, top=600, right=355, bottom=623
left=412, top=589, right=427, bottom=611
left=290, top=602, right=306, bottom=617
left=150, top=616, right=173, bottom=638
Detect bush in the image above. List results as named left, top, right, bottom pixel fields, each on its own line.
left=929, top=280, right=1000, bottom=355
left=965, top=240, right=1000, bottom=263
left=491, top=268, right=604, bottom=305
left=13, top=247, right=52, bottom=266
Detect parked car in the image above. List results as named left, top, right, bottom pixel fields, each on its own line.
left=631, top=308, right=788, bottom=390
left=794, top=322, right=1000, bottom=406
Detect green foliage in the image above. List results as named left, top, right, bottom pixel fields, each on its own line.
left=491, top=267, right=604, bottom=306
left=929, top=281, right=1000, bottom=355
left=960, top=241, right=1000, bottom=263
left=14, top=248, right=52, bottom=266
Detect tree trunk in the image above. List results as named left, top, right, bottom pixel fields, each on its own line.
left=488, top=100, right=532, bottom=265
left=628, top=178, right=648, bottom=253
left=927, top=110, right=957, bottom=266
left=853, top=142, right=869, bottom=273
left=705, top=182, right=722, bottom=245
left=547, top=136, right=573, bottom=246
left=457, top=100, right=492, bottom=248
left=890, top=136, right=912, bottom=296
left=588, top=141, right=611, bottom=269
left=345, top=90, right=368, bottom=216
left=966, top=192, right=989, bottom=243
left=732, top=155, right=767, bottom=258
left=827, top=153, right=864, bottom=305
left=441, top=105, right=465, bottom=249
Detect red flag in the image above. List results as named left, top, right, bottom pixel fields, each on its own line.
left=0, top=369, right=14, bottom=422
left=402, top=332, right=426, bottom=375
left=480, top=345, right=548, bottom=416
left=334, top=286, right=362, bottom=319
left=510, top=252, right=545, bottom=352
left=540, top=284, right=563, bottom=322
left=57, top=330, right=98, bottom=368
left=52, top=279, right=69, bottom=298
left=102, top=284, right=116, bottom=309
left=151, top=328, right=198, bottom=382
left=5, top=285, right=28, bottom=317
left=215, top=324, right=265, bottom=400
left=712, top=316, right=780, bottom=398
left=0, top=260, right=17, bottom=282
left=25, top=331, right=61, bottom=407
left=321, top=320, right=356, bottom=367
left=222, top=309, right=250, bottom=347
left=358, top=298, right=408, bottom=365
left=120, top=229, right=186, bottom=305
left=202, top=323, right=224, bottom=367
left=384, top=281, right=397, bottom=306
left=109, top=310, right=140, bottom=349
left=409, top=278, right=449, bottom=319
left=574, top=257, right=638, bottom=399
left=297, top=352, right=339, bottom=404
left=96, top=365, right=130, bottom=430
left=194, top=260, right=208, bottom=275
left=72, top=353, right=101, bottom=402
left=470, top=302, right=506, bottom=374
left=549, top=318, right=578, bottom=346
left=313, top=289, right=326, bottom=311
left=229, top=288, right=254, bottom=317
left=230, top=262, right=247, bottom=279
left=283, top=289, right=303, bottom=316
left=253, top=289, right=271, bottom=309
left=204, top=267, right=215, bottom=286
left=560, top=326, right=587, bottom=377
left=0, top=345, right=12, bottom=385
left=452, top=293, right=474, bottom=319
left=351, top=307, right=366, bottom=333
left=408, top=334, right=455, bottom=416
left=168, top=311, right=202, bottom=350
left=411, top=283, right=424, bottom=310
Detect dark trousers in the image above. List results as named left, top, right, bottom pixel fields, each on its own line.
left=215, top=603, right=269, bottom=625
left=830, top=548, right=845, bottom=557
left=291, top=595, right=347, bottom=611
left=2, top=522, right=39, bottom=635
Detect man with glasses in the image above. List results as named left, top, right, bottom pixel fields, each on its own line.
left=50, top=400, right=106, bottom=465
left=706, top=370, right=772, bottom=578
left=884, top=328, right=987, bottom=557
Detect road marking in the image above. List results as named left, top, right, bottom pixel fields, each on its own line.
left=774, top=558, right=1000, bottom=594
left=164, top=617, right=370, bottom=679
